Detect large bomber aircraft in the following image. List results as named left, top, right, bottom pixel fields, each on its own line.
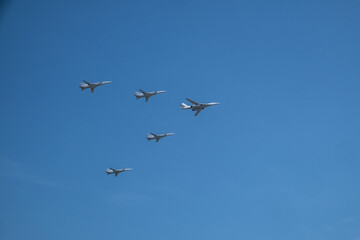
left=135, top=89, right=166, bottom=102
left=79, top=80, right=112, bottom=93
left=147, top=133, right=175, bottom=143
left=106, top=168, right=132, bottom=177
left=181, top=98, right=220, bottom=116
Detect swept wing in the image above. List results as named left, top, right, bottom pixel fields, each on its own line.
left=83, top=80, right=91, bottom=85
left=186, top=98, right=200, bottom=105
left=195, top=109, right=202, bottom=116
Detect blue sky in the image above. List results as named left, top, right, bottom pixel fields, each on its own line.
left=1, top=0, right=360, bottom=239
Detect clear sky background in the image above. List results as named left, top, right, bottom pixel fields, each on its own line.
left=1, top=0, right=360, bottom=239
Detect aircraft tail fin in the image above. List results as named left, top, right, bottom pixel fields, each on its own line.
left=79, top=86, right=86, bottom=91
left=181, top=103, right=190, bottom=109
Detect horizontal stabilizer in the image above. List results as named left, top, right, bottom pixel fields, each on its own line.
left=181, top=103, right=190, bottom=109
left=147, top=134, right=154, bottom=140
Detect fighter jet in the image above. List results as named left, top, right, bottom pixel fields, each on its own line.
left=135, top=89, right=166, bottom=102
left=147, top=133, right=175, bottom=143
left=181, top=98, right=220, bottom=116
left=79, top=80, right=112, bottom=93
left=106, top=168, right=132, bottom=177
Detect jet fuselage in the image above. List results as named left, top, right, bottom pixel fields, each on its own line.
left=79, top=81, right=112, bottom=93
left=147, top=133, right=175, bottom=142
left=106, top=168, right=132, bottom=176
left=191, top=103, right=217, bottom=110
left=181, top=99, right=219, bottom=116
left=135, top=90, right=166, bottom=98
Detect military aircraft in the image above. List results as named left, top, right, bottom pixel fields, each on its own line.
left=135, top=89, right=166, bottom=102
left=147, top=133, right=175, bottom=143
left=106, top=168, right=132, bottom=177
left=181, top=98, right=220, bottom=116
left=79, top=80, right=112, bottom=93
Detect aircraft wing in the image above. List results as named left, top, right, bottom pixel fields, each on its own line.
left=110, top=168, right=116, bottom=171
left=145, top=96, right=150, bottom=102
left=186, top=98, right=200, bottom=105
left=139, top=89, right=146, bottom=94
left=91, top=88, right=95, bottom=93
left=83, top=80, right=91, bottom=85
left=195, top=109, right=202, bottom=116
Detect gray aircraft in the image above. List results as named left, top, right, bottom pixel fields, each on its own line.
left=79, top=80, right=112, bottom=93
left=106, top=168, right=132, bottom=177
left=147, top=133, right=175, bottom=143
left=135, top=89, right=166, bottom=102
left=181, top=98, right=220, bottom=116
